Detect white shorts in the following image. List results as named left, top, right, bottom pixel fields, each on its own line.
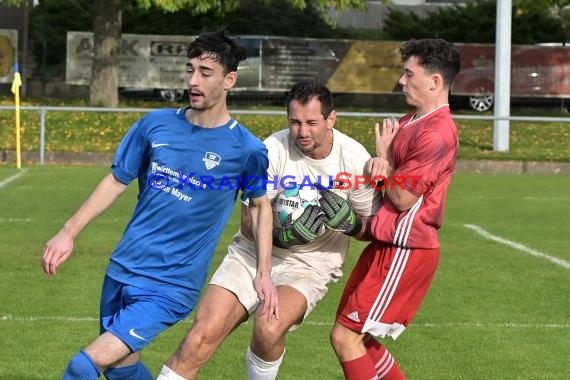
left=210, top=246, right=332, bottom=331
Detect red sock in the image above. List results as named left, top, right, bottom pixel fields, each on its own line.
left=365, top=338, right=406, bottom=380
left=340, top=354, right=377, bottom=380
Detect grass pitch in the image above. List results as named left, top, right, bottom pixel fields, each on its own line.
left=0, top=167, right=569, bottom=379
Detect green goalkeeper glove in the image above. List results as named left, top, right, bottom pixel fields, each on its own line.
left=318, top=189, right=362, bottom=236
left=273, top=204, right=326, bottom=249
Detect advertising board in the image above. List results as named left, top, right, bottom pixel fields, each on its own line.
left=0, top=29, right=18, bottom=84
left=66, top=32, right=570, bottom=110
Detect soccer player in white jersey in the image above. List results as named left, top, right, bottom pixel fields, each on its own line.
left=158, top=79, right=382, bottom=380
left=41, top=30, right=277, bottom=380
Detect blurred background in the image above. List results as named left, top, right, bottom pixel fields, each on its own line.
left=2, top=0, right=570, bottom=112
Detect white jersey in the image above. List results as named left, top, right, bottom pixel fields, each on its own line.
left=230, top=128, right=382, bottom=281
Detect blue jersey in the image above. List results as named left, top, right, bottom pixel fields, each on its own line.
left=107, top=107, right=268, bottom=307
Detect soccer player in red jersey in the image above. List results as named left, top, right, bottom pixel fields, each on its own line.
left=330, top=38, right=461, bottom=380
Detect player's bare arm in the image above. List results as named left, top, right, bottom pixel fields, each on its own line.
left=248, top=195, right=279, bottom=321
left=351, top=215, right=374, bottom=241
left=375, top=118, right=399, bottom=160
left=240, top=202, right=254, bottom=240
left=367, top=119, right=396, bottom=181
left=42, top=173, right=128, bottom=276
left=385, top=186, right=419, bottom=211
left=367, top=156, right=418, bottom=211
left=369, top=119, right=419, bottom=211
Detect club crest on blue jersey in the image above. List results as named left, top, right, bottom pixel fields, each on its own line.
left=202, top=152, right=221, bottom=170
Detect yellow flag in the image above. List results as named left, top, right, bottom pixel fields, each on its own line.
left=11, top=63, right=22, bottom=94
left=12, top=63, right=22, bottom=169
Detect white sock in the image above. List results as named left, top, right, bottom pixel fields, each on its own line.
left=156, top=365, right=187, bottom=380
left=245, top=346, right=285, bottom=380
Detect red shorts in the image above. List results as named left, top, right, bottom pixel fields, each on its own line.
left=336, top=241, right=440, bottom=339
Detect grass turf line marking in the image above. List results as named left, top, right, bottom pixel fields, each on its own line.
left=2, top=315, right=569, bottom=329
left=1, top=315, right=98, bottom=322
left=473, top=196, right=570, bottom=201
left=0, top=168, right=28, bottom=189
left=464, top=224, right=570, bottom=270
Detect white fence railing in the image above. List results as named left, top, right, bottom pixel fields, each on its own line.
left=2, top=105, right=570, bottom=165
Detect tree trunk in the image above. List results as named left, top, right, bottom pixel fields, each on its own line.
left=90, top=0, right=121, bottom=107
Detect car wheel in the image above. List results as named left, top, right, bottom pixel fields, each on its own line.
left=469, top=95, right=494, bottom=112
left=158, top=89, right=185, bottom=102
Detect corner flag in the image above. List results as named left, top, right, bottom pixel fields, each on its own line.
left=12, top=63, right=22, bottom=169
left=11, top=63, right=22, bottom=94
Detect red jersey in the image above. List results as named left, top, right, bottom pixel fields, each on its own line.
left=371, top=105, right=458, bottom=249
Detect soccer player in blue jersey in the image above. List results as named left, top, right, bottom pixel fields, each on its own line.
left=41, top=30, right=278, bottom=380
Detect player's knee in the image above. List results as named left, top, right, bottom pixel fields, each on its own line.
left=186, top=326, right=211, bottom=348
left=331, top=324, right=362, bottom=357
left=180, top=323, right=222, bottom=359
left=64, top=350, right=101, bottom=379
left=166, top=328, right=219, bottom=373
left=330, top=325, right=345, bottom=353
left=253, top=319, right=284, bottom=347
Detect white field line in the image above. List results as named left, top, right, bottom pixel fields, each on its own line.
left=0, top=315, right=99, bottom=322
left=0, top=217, right=133, bottom=223
left=1, top=315, right=568, bottom=329
left=520, top=196, right=570, bottom=201
left=0, top=168, right=28, bottom=189
left=7, top=186, right=93, bottom=190
left=473, top=196, right=570, bottom=201
left=0, top=218, right=34, bottom=222
left=464, top=224, right=570, bottom=270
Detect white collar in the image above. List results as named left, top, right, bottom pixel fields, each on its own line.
left=405, top=103, right=449, bottom=127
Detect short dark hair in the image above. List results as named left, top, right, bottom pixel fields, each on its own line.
left=187, top=29, right=247, bottom=74
left=400, top=38, right=461, bottom=87
left=285, top=79, right=334, bottom=119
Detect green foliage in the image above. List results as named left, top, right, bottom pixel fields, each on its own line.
left=135, top=0, right=240, bottom=13
left=132, top=0, right=368, bottom=13
left=514, top=0, right=570, bottom=42
left=514, top=0, right=570, bottom=11
left=1, top=98, right=570, bottom=162
left=383, top=0, right=566, bottom=44
left=513, top=6, right=567, bottom=44
left=0, top=0, right=26, bottom=5
left=28, top=0, right=93, bottom=70
left=221, top=0, right=338, bottom=37
left=122, top=0, right=337, bottom=38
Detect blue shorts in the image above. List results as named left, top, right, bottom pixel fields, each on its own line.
left=99, top=275, right=192, bottom=352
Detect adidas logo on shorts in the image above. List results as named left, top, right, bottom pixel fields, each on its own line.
left=347, top=311, right=360, bottom=322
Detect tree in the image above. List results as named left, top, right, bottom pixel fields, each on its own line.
left=3, top=0, right=369, bottom=107
left=383, top=0, right=564, bottom=44
left=90, top=0, right=121, bottom=106
left=514, top=0, right=570, bottom=43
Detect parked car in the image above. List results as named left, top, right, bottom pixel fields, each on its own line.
left=452, top=44, right=570, bottom=111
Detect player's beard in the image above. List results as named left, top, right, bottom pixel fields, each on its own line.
left=295, top=138, right=315, bottom=155
left=189, top=94, right=210, bottom=110
left=190, top=87, right=225, bottom=111
left=189, top=100, right=209, bottom=111
left=188, top=88, right=209, bottom=110
left=294, top=130, right=332, bottom=158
